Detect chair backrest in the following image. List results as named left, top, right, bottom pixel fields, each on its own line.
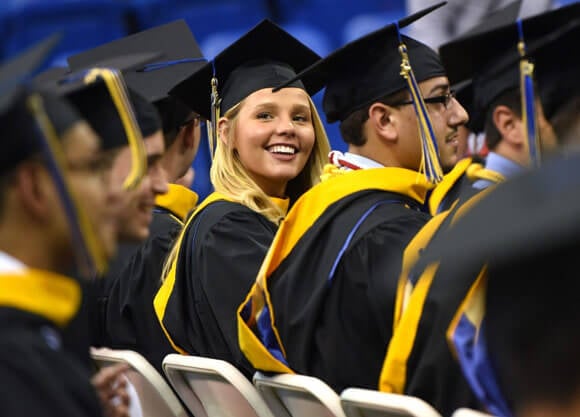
left=452, top=408, right=496, bottom=417
left=91, top=348, right=188, bottom=417
left=162, top=354, right=275, bottom=417
left=253, top=372, right=346, bottom=417
left=340, top=388, right=442, bottom=417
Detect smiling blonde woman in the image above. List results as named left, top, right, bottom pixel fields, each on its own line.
left=153, top=19, right=330, bottom=377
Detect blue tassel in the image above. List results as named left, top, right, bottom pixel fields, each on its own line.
left=517, top=19, right=541, bottom=168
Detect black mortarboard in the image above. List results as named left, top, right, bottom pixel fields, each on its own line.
left=273, top=2, right=447, bottom=124
left=440, top=2, right=580, bottom=136
left=438, top=1, right=522, bottom=133
left=34, top=58, right=150, bottom=190
left=169, top=19, right=322, bottom=121
left=35, top=53, right=159, bottom=149
left=0, top=34, right=85, bottom=175
left=67, top=20, right=205, bottom=111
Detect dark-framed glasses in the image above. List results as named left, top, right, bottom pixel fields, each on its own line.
left=394, top=90, right=456, bottom=109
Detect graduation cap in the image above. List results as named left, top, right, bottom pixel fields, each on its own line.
left=439, top=1, right=580, bottom=84
left=169, top=19, right=322, bottom=121
left=35, top=56, right=151, bottom=191
left=438, top=1, right=522, bottom=135
left=440, top=2, right=580, bottom=166
left=67, top=20, right=206, bottom=134
left=273, top=2, right=448, bottom=183
left=169, top=18, right=326, bottom=157
left=0, top=35, right=114, bottom=278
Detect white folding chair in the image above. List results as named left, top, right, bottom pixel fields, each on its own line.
left=452, top=408, right=496, bottom=417
left=162, top=354, right=275, bottom=417
left=340, top=388, right=442, bottom=417
left=253, top=372, right=346, bottom=417
left=91, top=347, right=188, bottom=417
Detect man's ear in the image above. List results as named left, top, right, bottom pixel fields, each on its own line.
left=493, top=105, right=523, bottom=145
left=15, top=162, right=52, bottom=221
left=180, top=122, right=196, bottom=150
left=369, top=102, right=398, bottom=143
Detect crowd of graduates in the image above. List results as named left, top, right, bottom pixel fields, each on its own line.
left=1, top=1, right=579, bottom=417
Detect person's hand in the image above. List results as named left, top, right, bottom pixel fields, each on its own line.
left=91, top=363, right=130, bottom=417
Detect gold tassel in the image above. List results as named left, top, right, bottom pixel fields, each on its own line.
left=398, top=42, right=444, bottom=184
left=84, top=68, right=147, bottom=190
left=209, top=75, right=221, bottom=159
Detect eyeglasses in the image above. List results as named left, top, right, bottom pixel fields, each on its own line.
left=393, top=90, right=457, bottom=110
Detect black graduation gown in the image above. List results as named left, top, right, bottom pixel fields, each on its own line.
left=155, top=192, right=284, bottom=379
left=0, top=270, right=102, bottom=417
left=62, top=278, right=95, bottom=370
left=379, top=195, right=485, bottom=416
left=91, top=185, right=198, bottom=372
left=239, top=167, right=432, bottom=393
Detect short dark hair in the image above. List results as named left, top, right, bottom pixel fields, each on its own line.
left=484, top=88, right=521, bottom=150
left=0, top=172, right=16, bottom=221
left=486, top=240, right=580, bottom=414
left=155, top=97, right=194, bottom=149
left=339, top=89, right=409, bottom=146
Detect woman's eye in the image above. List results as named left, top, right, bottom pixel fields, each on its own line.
left=257, top=112, right=273, bottom=120
left=293, top=114, right=309, bottom=123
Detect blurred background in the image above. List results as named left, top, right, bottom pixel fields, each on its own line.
left=1, top=0, right=575, bottom=198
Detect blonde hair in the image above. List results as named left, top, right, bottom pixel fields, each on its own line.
left=211, top=94, right=329, bottom=224
left=161, top=92, right=329, bottom=282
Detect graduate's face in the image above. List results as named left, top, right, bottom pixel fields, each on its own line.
left=227, top=87, right=316, bottom=198
left=397, top=76, right=469, bottom=172
left=60, top=121, right=119, bottom=260
left=111, top=131, right=168, bottom=242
